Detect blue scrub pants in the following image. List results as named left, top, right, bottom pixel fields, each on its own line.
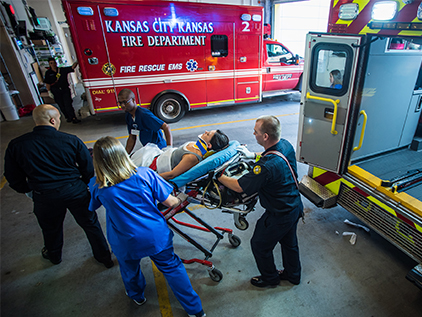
left=251, top=207, right=302, bottom=284
left=117, top=244, right=203, bottom=315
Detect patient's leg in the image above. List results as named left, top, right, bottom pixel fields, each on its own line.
left=131, top=143, right=163, bottom=167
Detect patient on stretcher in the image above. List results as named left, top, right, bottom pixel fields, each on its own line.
left=131, top=130, right=229, bottom=180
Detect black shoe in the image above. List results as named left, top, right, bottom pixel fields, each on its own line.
left=250, top=276, right=278, bottom=288
left=41, top=247, right=62, bottom=265
left=66, top=118, right=72, bottom=123
left=102, top=259, right=114, bottom=269
left=72, top=118, right=81, bottom=124
left=278, top=270, right=300, bottom=285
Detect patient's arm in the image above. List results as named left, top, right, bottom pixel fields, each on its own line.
left=159, top=154, right=199, bottom=180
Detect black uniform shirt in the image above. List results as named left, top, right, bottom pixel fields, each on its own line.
left=44, top=66, right=74, bottom=94
left=4, top=126, right=93, bottom=193
left=238, top=139, right=302, bottom=214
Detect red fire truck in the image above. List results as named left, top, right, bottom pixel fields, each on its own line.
left=61, top=0, right=303, bottom=122
left=297, top=0, right=422, bottom=288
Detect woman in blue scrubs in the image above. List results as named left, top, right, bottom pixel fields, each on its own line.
left=89, top=136, right=205, bottom=317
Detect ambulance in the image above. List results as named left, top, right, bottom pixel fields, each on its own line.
left=61, top=0, right=303, bottom=122
left=297, top=0, right=422, bottom=288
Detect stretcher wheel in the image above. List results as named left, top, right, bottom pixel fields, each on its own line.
left=228, top=234, right=241, bottom=247
left=235, top=216, right=249, bottom=231
left=209, top=268, right=223, bottom=282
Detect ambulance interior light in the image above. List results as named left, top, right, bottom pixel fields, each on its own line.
left=241, top=14, right=251, bottom=21
left=338, top=3, right=359, bottom=20
left=371, top=1, right=398, bottom=20
left=77, top=7, right=94, bottom=16
left=103, top=8, right=118, bottom=17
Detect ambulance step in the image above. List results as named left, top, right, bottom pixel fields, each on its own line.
left=299, top=175, right=337, bottom=208
left=406, top=264, right=422, bottom=290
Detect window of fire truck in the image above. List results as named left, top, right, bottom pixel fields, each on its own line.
left=309, top=43, right=353, bottom=96
left=266, top=43, right=292, bottom=63
left=211, top=35, right=228, bottom=57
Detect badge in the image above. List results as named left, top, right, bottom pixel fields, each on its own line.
left=131, top=129, right=140, bottom=136
left=253, top=165, right=261, bottom=175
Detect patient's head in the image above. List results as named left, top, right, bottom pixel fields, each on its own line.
left=200, top=130, right=229, bottom=151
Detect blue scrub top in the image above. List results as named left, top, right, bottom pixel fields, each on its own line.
left=89, top=168, right=173, bottom=259
left=126, top=107, right=166, bottom=149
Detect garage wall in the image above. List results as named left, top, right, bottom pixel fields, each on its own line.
left=273, top=0, right=330, bottom=57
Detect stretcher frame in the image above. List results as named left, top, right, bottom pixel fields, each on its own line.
left=162, top=192, right=241, bottom=282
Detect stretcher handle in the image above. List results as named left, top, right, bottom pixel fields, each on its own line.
left=306, top=92, right=340, bottom=135
left=353, top=110, right=367, bottom=152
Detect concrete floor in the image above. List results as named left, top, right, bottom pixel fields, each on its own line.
left=1, top=95, right=422, bottom=317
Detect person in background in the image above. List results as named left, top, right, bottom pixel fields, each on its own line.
left=217, top=115, right=303, bottom=288
left=89, top=136, right=205, bottom=317
left=329, top=69, right=343, bottom=89
left=44, top=57, right=81, bottom=124
left=118, top=89, right=172, bottom=154
left=4, top=104, right=113, bottom=268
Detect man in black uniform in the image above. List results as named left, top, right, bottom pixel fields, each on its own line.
left=44, top=58, right=80, bottom=124
left=217, top=115, right=303, bottom=287
left=4, top=104, right=113, bottom=268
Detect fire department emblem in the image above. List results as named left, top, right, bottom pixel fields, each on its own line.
left=102, top=63, right=116, bottom=76
left=186, top=59, right=198, bottom=72
left=253, top=165, right=261, bottom=175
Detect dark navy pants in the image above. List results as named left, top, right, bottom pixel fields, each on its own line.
left=52, top=88, right=76, bottom=121
left=33, top=180, right=111, bottom=263
left=251, top=207, right=302, bottom=284
left=117, top=242, right=203, bottom=315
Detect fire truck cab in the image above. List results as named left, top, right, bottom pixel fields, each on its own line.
left=62, top=0, right=303, bottom=122
left=297, top=0, right=422, bottom=288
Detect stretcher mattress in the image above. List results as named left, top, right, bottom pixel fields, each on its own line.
left=171, top=140, right=240, bottom=188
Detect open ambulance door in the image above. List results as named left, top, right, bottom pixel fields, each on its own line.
left=297, top=33, right=365, bottom=175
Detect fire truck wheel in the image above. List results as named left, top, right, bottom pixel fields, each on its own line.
left=153, top=94, right=186, bottom=123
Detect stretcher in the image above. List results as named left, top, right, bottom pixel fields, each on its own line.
left=161, top=141, right=259, bottom=281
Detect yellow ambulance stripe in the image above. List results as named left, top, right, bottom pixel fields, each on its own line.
left=334, top=0, right=372, bottom=28
left=348, top=165, right=422, bottom=218
left=310, top=166, right=422, bottom=233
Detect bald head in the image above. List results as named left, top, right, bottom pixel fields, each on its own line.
left=33, top=104, right=61, bottom=129
left=118, top=88, right=135, bottom=100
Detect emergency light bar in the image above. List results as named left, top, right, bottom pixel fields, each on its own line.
left=369, top=21, right=422, bottom=30
left=339, top=3, right=359, bottom=20
left=103, top=7, right=119, bottom=17
left=77, top=7, right=94, bottom=16
left=371, top=1, right=397, bottom=20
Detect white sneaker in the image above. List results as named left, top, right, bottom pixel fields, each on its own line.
left=188, top=312, right=206, bottom=317
left=133, top=297, right=147, bottom=306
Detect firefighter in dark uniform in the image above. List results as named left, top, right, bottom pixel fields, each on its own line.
left=217, top=115, right=303, bottom=288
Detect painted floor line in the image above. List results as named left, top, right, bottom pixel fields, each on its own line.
left=83, top=112, right=298, bottom=145
left=0, top=176, right=7, bottom=190
left=152, top=261, right=174, bottom=317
